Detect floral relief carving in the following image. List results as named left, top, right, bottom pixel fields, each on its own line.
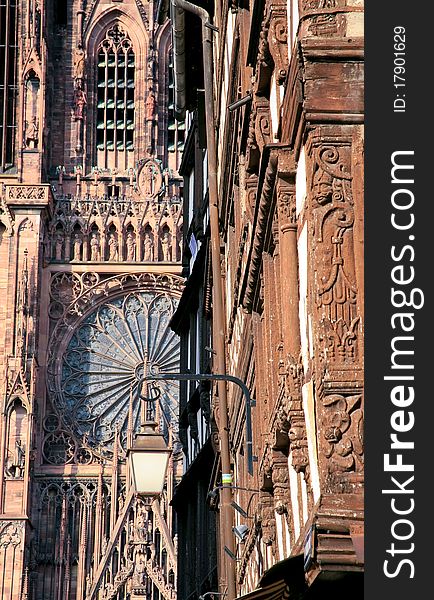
left=321, top=394, right=364, bottom=479
left=319, top=316, right=360, bottom=364
left=6, top=185, right=48, bottom=202
left=277, top=190, right=296, bottom=228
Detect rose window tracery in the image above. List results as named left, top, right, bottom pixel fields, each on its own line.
left=53, top=291, right=180, bottom=455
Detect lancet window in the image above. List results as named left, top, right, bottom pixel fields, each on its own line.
left=0, top=0, right=18, bottom=171
left=96, top=23, right=135, bottom=170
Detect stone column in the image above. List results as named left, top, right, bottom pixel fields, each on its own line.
left=276, top=149, right=300, bottom=360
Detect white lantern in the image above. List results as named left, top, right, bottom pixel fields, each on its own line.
left=127, top=428, right=171, bottom=495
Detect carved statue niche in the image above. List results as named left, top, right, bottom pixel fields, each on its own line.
left=23, top=70, right=40, bottom=149
left=73, top=43, right=86, bottom=82
left=73, top=82, right=87, bottom=121
left=89, top=228, right=101, bottom=261
left=138, top=160, right=162, bottom=197
left=146, top=89, right=156, bottom=121
left=54, top=226, right=65, bottom=261
left=161, top=228, right=172, bottom=262
left=135, top=503, right=149, bottom=542
left=71, top=228, right=83, bottom=261
left=125, top=228, right=136, bottom=261
left=143, top=228, right=154, bottom=261
left=5, top=399, right=28, bottom=479
left=107, top=226, right=119, bottom=261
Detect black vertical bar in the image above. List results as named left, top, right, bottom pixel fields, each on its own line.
left=365, top=3, right=431, bottom=600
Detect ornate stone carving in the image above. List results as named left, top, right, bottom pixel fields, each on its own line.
left=276, top=190, right=296, bottom=229
left=310, top=141, right=358, bottom=353
left=246, top=105, right=259, bottom=172
left=135, top=0, right=150, bottom=29
left=321, top=393, right=363, bottom=479
left=0, top=522, right=24, bottom=547
left=50, top=192, right=182, bottom=265
left=276, top=354, right=310, bottom=477
left=6, top=185, right=48, bottom=202
left=73, top=44, right=85, bottom=82
left=268, top=3, right=289, bottom=84
left=254, top=100, right=272, bottom=153
left=271, top=451, right=290, bottom=516
left=259, top=493, right=276, bottom=548
left=301, top=1, right=341, bottom=38
left=42, top=431, right=76, bottom=465
left=243, top=152, right=278, bottom=311
left=47, top=286, right=182, bottom=457
left=0, top=196, right=14, bottom=234
left=5, top=439, right=26, bottom=478
left=319, top=316, right=360, bottom=365
left=138, top=159, right=163, bottom=197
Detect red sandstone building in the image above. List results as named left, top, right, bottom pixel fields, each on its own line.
left=0, top=1, right=364, bottom=599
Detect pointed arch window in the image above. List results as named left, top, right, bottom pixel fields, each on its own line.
left=96, top=24, right=135, bottom=170
left=0, top=0, right=18, bottom=172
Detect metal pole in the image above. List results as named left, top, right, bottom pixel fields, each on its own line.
left=169, top=3, right=236, bottom=595
left=144, top=373, right=255, bottom=475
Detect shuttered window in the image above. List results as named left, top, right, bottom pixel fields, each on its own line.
left=96, top=24, right=134, bottom=169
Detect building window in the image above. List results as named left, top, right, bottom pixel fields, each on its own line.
left=96, top=23, right=135, bottom=170
left=0, top=0, right=18, bottom=172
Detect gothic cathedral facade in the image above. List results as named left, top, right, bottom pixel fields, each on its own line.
left=0, top=1, right=184, bottom=599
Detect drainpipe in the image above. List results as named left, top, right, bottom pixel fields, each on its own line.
left=171, top=3, right=186, bottom=119
left=171, top=2, right=237, bottom=599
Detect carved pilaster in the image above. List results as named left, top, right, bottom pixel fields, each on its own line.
left=268, top=3, right=289, bottom=84
left=277, top=354, right=310, bottom=479
left=254, top=99, right=272, bottom=154
left=271, top=450, right=290, bottom=519
left=307, top=128, right=364, bottom=493
left=259, top=492, right=276, bottom=551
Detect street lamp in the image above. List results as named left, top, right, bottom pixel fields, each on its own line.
left=127, top=378, right=171, bottom=495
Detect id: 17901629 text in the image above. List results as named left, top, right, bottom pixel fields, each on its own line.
left=393, top=26, right=406, bottom=113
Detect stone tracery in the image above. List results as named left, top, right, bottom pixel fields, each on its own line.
left=49, top=193, right=182, bottom=263
left=47, top=289, right=180, bottom=456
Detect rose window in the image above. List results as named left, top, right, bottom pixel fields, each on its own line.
left=55, top=291, right=180, bottom=453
